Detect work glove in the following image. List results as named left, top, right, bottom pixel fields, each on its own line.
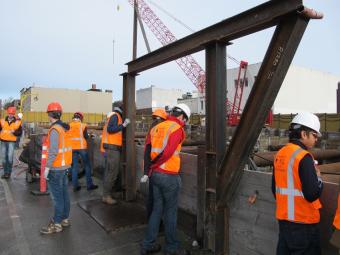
left=140, top=175, right=149, bottom=183
left=44, top=167, right=50, bottom=180
left=122, top=118, right=131, bottom=127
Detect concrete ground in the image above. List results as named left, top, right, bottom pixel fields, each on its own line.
left=0, top=157, right=201, bottom=255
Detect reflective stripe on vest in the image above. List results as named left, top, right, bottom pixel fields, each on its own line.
left=150, top=120, right=183, bottom=173
left=334, top=194, right=340, bottom=230
left=100, top=112, right=122, bottom=151
left=274, top=143, right=321, bottom=223
left=0, top=119, right=21, bottom=142
left=69, top=121, right=87, bottom=150
left=47, top=124, right=72, bottom=168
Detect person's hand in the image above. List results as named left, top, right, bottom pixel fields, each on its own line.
left=44, top=167, right=50, bottom=180
left=314, top=160, right=321, bottom=177
left=122, top=118, right=131, bottom=127
left=140, top=175, right=149, bottom=183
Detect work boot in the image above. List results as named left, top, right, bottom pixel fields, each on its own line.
left=140, top=244, right=161, bottom=255
left=73, top=186, right=81, bottom=192
left=87, top=184, right=98, bottom=191
left=61, top=219, right=71, bottom=227
left=1, top=173, right=10, bottom=179
left=40, top=221, right=63, bottom=234
left=102, top=196, right=117, bottom=205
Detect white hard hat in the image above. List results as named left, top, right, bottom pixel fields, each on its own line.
left=17, top=113, right=23, bottom=119
left=173, top=103, right=191, bottom=120
left=113, top=107, right=123, bottom=115
left=291, top=112, right=321, bottom=137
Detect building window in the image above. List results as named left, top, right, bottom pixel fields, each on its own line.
left=234, top=78, right=248, bottom=88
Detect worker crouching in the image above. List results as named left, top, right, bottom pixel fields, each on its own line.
left=273, top=112, right=323, bottom=254
left=40, top=102, right=72, bottom=234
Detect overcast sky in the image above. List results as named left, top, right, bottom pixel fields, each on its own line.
left=0, top=0, right=339, bottom=102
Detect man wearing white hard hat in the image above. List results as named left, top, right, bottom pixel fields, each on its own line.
left=272, top=112, right=323, bottom=254
left=141, top=103, right=190, bottom=255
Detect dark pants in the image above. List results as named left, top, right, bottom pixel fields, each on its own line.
left=277, top=220, right=321, bottom=255
left=103, top=149, right=120, bottom=197
left=143, top=172, right=181, bottom=253
left=71, top=149, right=94, bottom=189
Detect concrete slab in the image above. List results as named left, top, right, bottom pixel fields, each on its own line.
left=78, top=199, right=147, bottom=232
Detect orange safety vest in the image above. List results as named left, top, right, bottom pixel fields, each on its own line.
left=0, top=118, right=21, bottom=142
left=69, top=120, right=87, bottom=150
left=150, top=120, right=183, bottom=174
left=334, top=194, right=340, bottom=230
left=100, top=112, right=122, bottom=152
left=274, top=143, right=322, bottom=224
left=46, top=124, right=72, bottom=168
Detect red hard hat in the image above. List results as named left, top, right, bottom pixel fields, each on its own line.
left=152, top=108, right=167, bottom=120
left=74, top=112, right=84, bottom=120
left=47, top=102, right=62, bottom=112
left=7, top=107, right=16, bottom=115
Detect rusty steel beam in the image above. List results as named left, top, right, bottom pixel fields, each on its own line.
left=319, top=163, right=340, bottom=175
left=122, top=73, right=137, bottom=201
left=204, top=42, right=227, bottom=254
left=127, top=0, right=303, bottom=74
left=217, top=14, right=310, bottom=209
left=254, top=149, right=340, bottom=167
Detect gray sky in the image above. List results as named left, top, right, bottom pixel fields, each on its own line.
left=0, top=0, right=339, bottom=102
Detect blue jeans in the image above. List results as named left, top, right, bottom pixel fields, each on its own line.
left=48, top=170, right=70, bottom=224
left=1, top=141, right=15, bottom=175
left=143, top=172, right=181, bottom=253
left=71, top=149, right=94, bottom=189
left=276, top=220, right=321, bottom=255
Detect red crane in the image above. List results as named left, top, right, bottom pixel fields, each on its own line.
left=127, top=0, right=272, bottom=126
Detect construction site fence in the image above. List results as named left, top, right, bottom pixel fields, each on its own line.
left=2, top=110, right=340, bottom=132
left=272, top=113, right=340, bottom=132
left=0, top=110, right=106, bottom=125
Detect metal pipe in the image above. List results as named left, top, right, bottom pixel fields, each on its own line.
left=253, top=149, right=340, bottom=167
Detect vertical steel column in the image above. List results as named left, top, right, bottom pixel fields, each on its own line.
left=132, top=0, right=138, bottom=60
left=204, top=42, right=227, bottom=254
left=217, top=15, right=310, bottom=209
left=122, top=73, right=137, bottom=201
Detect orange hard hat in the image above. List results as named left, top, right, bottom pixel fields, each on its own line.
left=47, top=102, right=62, bottom=112
left=74, top=112, right=84, bottom=120
left=152, top=108, right=167, bottom=120
left=7, top=107, right=16, bottom=115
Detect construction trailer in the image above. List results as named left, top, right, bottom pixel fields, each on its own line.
left=90, top=1, right=335, bottom=254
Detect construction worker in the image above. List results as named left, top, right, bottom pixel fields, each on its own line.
left=69, top=112, right=98, bottom=192
left=100, top=106, right=130, bottom=205
left=40, top=102, right=72, bottom=234
left=15, top=112, right=23, bottom=148
left=141, top=108, right=168, bottom=219
left=0, top=106, right=22, bottom=179
left=141, top=103, right=190, bottom=255
left=330, top=192, right=340, bottom=250
left=272, top=112, right=323, bottom=255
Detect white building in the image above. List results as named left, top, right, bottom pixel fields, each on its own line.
left=136, top=85, right=184, bottom=112
left=180, top=63, right=340, bottom=114
left=20, top=84, right=112, bottom=114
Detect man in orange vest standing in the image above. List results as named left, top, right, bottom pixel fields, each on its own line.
left=0, top=106, right=22, bottom=179
left=101, top=106, right=130, bottom=205
left=330, top=192, right=340, bottom=250
left=141, top=108, right=168, bottom=219
left=40, top=102, right=72, bottom=234
left=69, top=112, right=98, bottom=192
left=141, top=103, right=190, bottom=255
left=273, top=112, right=323, bottom=254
